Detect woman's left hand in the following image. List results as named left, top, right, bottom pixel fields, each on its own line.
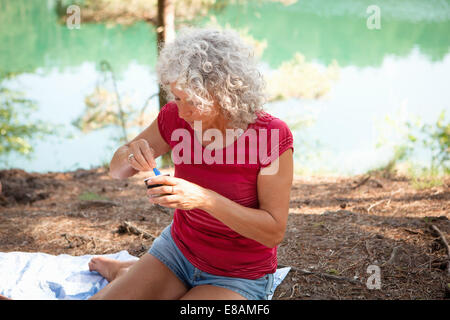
left=146, top=175, right=211, bottom=210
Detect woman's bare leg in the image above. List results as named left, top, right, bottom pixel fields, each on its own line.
left=180, top=285, right=247, bottom=300
left=89, top=253, right=189, bottom=300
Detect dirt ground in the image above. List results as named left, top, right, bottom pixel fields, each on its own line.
left=0, top=167, right=449, bottom=300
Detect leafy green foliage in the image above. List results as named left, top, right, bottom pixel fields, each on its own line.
left=404, top=110, right=449, bottom=173
left=407, top=165, right=444, bottom=190
left=0, top=83, right=53, bottom=158
left=72, top=60, right=158, bottom=144
left=374, top=109, right=449, bottom=181
left=266, top=53, right=339, bottom=101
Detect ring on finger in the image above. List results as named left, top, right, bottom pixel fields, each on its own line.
left=128, top=153, right=134, bottom=161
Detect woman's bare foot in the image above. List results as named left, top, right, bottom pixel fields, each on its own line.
left=88, top=257, right=136, bottom=282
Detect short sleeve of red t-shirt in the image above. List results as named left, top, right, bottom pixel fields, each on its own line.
left=257, top=114, right=294, bottom=168
left=157, top=102, right=183, bottom=147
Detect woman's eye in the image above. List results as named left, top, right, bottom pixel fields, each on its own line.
left=175, top=97, right=181, bottom=101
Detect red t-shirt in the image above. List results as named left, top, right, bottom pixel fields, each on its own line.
left=157, top=102, right=293, bottom=279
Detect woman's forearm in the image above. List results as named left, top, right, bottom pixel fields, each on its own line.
left=200, top=189, right=284, bottom=248
left=109, top=144, right=138, bottom=180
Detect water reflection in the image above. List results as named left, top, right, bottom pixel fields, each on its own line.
left=0, top=0, right=449, bottom=174
left=217, top=0, right=450, bottom=67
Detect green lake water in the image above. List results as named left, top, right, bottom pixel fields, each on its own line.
left=1, top=0, right=449, bottom=174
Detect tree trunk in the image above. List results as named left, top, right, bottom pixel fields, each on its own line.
left=156, top=0, right=175, bottom=168
left=157, top=0, right=175, bottom=111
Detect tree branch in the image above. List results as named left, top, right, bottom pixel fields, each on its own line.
left=431, top=224, right=450, bottom=276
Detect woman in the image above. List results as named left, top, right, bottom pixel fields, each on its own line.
left=89, top=28, right=294, bottom=300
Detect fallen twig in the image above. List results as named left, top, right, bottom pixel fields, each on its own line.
left=277, top=290, right=287, bottom=299
left=367, top=199, right=388, bottom=213
left=370, top=179, right=383, bottom=188
left=61, top=233, right=97, bottom=249
left=289, top=283, right=299, bottom=298
left=390, top=188, right=403, bottom=196
left=382, top=246, right=402, bottom=267
left=403, top=228, right=421, bottom=235
left=340, top=259, right=365, bottom=273
left=431, top=224, right=450, bottom=276
left=352, top=175, right=371, bottom=189
left=365, top=240, right=374, bottom=259
left=117, top=221, right=156, bottom=240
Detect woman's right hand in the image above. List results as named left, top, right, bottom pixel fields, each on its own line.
left=126, top=139, right=157, bottom=172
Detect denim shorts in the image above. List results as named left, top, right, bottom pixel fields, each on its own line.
left=148, top=223, right=275, bottom=300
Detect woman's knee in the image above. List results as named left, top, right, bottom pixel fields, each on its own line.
left=96, top=253, right=188, bottom=299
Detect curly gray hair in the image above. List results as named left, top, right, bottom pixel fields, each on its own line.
left=156, top=27, right=266, bottom=129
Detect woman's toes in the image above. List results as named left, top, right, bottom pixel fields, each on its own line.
left=88, top=257, right=118, bottom=281
left=88, top=257, right=99, bottom=272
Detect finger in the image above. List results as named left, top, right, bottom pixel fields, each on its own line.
left=145, top=175, right=178, bottom=186
left=147, top=185, right=174, bottom=196
left=141, top=145, right=157, bottom=169
left=127, top=144, right=144, bottom=170
left=133, top=149, right=152, bottom=171
left=135, top=139, right=156, bottom=169
left=149, top=195, right=179, bottom=207
left=128, top=154, right=147, bottom=172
